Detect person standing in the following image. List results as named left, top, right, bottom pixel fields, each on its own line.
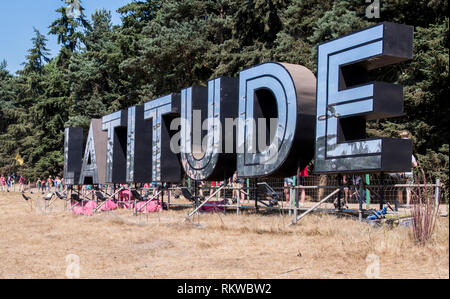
left=232, top=171, right=245, bottom=204
left=41, top=178, right=46, bottom=193
left=143, top=183, right=151, bottom=197
left=284, top=176, right=294, bottom=205
left=36, top=178, right=41, bottom=193
left=0, top=175, right=5, bottom=192
left=47, top=176, right=52, bottom=193
left=151, top=181, right=158, bottom=196
left=210, top=181, right=222, bottom=199
left=6, top=175, right=11, bottom=192
left=297, top=166, right=309, bottom=207
left=12, top=175, right=16, bottom=191
left=54, top=176, right=61, bottom=192
left=19, top=175, right=25, bottom=192
left=198, top=181, right=205, bottom=198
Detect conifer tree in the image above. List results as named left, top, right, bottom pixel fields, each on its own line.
left=22, top=28, right=51, bottom=75
left=49, top=0, right=91, bottom=65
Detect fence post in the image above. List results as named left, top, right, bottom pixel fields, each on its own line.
left=365, top=174, right=370, bottom=208
left=435, top=178, right=441, bottom=212
left=160, top=183, right=164, bottom=210
left=359, top=177, right=364, bottom=222
left=167, top=185, right=171, bottom=210
left=379, top=172, right=385, bottom=210
left=216, top=182, right=219, bottom=200
left=246, top=179, right=249, bottom=201
left=237, top=181, right=240, bottom=215
left=193, top=180, right=198, bottom=209
left=131, top=186, right=136, bottom=216
left=336, top=174, right=343, bottom=211
left=293, top=185, right=299, bottom=225
left=293, top=175, right=297, bottom=223
left=290, top=175, right=296, bottom=217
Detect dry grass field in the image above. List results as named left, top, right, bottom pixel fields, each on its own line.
left=0, top=191, right=448, bottom=279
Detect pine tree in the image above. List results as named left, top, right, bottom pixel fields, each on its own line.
left=49, top=0, right=91, bottom=65
left=22, top=28, right=51, bottom=75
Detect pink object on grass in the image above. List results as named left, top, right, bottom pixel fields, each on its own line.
left=200, top=200, right=226, bottom=212
left=72, top=206, right=83, bottom=215
left=100, top=200, right=118, bottom=211
left=72, top=206, right=93, bottom=216
left=136, top=200, right=162, bottom=213
left=85, top=201, right=97, bottom=209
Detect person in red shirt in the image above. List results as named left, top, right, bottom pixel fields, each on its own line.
left=143, top=183, right=150, bottom=197
left=0, top=175, right=5, bottom=192
left=19, top=175, right=25, bottom=192
left=209, top=181, right=223, bottom=199
left=297, top=166, right=309, bottom=207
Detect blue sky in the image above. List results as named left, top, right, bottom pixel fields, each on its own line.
left=0, top=0, right=131, bottom=74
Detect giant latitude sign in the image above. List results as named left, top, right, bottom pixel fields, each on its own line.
left=63, top=22, right=414, bottom=185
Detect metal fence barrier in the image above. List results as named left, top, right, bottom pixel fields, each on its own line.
left=163, top=174, right=444, bottom=224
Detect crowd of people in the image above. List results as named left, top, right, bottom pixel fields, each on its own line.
left=0, top=173, right=27, bottom=192
left=284, top=166, right=309, bottom=207
left=0, top=174, right=66, bottom=194
left=196, top=171, right=247, bottom=204
left=34, top=176, right=65, bottom=193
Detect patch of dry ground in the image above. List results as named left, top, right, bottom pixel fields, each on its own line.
left=0, top=192, right=448, bottom=279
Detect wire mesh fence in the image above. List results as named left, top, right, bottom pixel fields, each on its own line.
left=175, top=173, right=445, bottom=208
left=32, top=172, right=444, bottom=220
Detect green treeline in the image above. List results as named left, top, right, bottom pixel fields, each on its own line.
left=0, top=0, right=448, bottom=193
